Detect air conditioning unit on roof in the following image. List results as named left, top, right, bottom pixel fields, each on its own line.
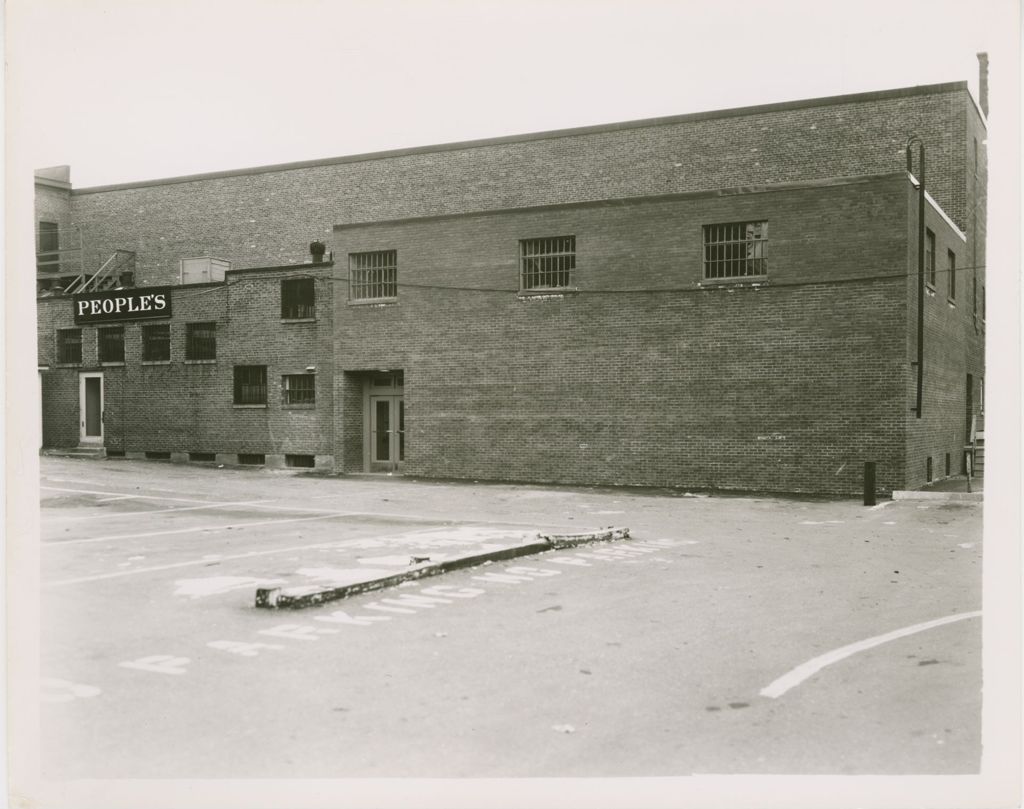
left=179, top=256, right=230, bottom=285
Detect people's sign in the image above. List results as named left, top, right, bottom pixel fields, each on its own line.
left=73, top=288, right=172, bottom=324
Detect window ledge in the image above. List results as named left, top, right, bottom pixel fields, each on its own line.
left=282, top=403, right=316, bottom=410
left=54, top=363, right=82, bottom=368
left=233, top=404, right=268, bottom=409
left=281, top=317, right=317, bottom=324
left=100, top=362, right=125, bottom=367
left=517, top=288, right=578, bottom=299
left=947, top=298, right=957, bottom=308
left=348, top=298, right=398, bottom=307
left=699, top=277, right=769, bottom=288
left=925, top=283, right=937, bottom=295
left=185, top=359, right=217, bottom=365
left=141, top=360, right=172, bottom=366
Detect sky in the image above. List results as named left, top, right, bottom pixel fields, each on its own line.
left=6, top=0, right=1017, bottom=188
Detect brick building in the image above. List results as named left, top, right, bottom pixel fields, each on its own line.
left=36, top=75, right=988, bottom=495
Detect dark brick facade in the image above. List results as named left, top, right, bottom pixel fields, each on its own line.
left=35, top=81, right=986, bottom=494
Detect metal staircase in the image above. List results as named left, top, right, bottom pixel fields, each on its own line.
left=64, top=250, right=136, bottom=294
left=966, top=414, right=985, bottom=479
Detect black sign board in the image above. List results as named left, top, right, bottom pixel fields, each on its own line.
left=73, top=287, right=173, bottom=324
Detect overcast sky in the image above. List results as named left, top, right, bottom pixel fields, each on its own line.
left=7, top=0, right=1017, bottom=188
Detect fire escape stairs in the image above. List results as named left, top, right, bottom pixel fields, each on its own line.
left=65, top=250, right=136, bottom=294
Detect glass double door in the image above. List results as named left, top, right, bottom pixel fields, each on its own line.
left=369, top=395, right=404, bottom=472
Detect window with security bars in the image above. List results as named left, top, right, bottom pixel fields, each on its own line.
left=350, top=251, right=397, bottom=300
left=186, top=322, right=217, bottom=360
left=520, top=236, right=575, bottom=290
left=234, top=366, right=267, bottom=405
left=703, top=222, right=768, bottom=280
left=57, top=328, right=82, bottom=364
left=98, top=327, right=125, bottom=363
left=281, top=277, right=316, bottom=319
left=142, top=324, right=171, bottom=361
left=282, top=374, right=315, bottom=406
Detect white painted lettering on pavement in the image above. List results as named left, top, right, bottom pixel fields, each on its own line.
left=207, top=640, right=285, bottom=657
left=42, top=678, right=102, bottom=703
left=258, top=624, right=340, bottom=641
left=119, top=655, right=191, bottom=675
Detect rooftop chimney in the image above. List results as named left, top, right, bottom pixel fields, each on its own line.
left=977, top=52, right=989, bottom=118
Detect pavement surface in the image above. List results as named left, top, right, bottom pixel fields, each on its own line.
left=38, top=457, right=983, bottom=779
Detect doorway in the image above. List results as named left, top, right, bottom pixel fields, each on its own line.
left=364, top=371, right=404, bottom=472
left=79, top=372, right=104, bottom=446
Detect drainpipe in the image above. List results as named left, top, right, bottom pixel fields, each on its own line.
left=906, top=137, right=925, bottom=419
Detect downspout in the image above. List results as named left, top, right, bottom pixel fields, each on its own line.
left=907, top=137, right=925, bottom=419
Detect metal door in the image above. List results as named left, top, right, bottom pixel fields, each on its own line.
left=79, top=372, right=104, bottom=445
left=369, top=395, right=404, bottom=472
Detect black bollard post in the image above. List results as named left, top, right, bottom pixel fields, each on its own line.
left=863, top=462, right=876, bottom=506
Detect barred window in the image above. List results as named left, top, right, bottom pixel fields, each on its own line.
left=925, top=229, right=936, bottom=286
left=57, top=328, right=82, bottom=364
left=98, top=326, right=125, bottom=363
left=350, top=250, right=397, bottom=300
left=234, top=365, right=267, bottom=405
left=282, top=277, right=316, bottom=319
left=703, top=222, right=768, bottom=280
left=282, top=374, right=315, bottom=406
left=142, top=324, right=171, bottom=361
left=186, top=322, right=217, bottom=361
left=520, top=236, right=575, bottom=290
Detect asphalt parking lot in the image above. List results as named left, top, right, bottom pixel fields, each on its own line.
left=37, top=456, right=983, bottom=779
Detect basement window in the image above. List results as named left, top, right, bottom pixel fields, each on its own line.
left=285, top=454, right=316, bottom=468
left=520, top=236, right=576, bottom=291
left=350, top=250, right=397, bottom=301
left=189, top=452, right=216, bottom=462
left=98, top=326, right=125, bottom=364
left=282, top=374, right=315, bottom=406
left=281, top=277, right=316, bottom=320
left=145, top=451, right=171, bottom=460
left=57, top=328, right=82, bottom=364
left=238, top=453, right=265, bottom=465
left=233, top=365, right=267, bottom=405
left=142, top=323, right=171, bottom=362
left=703, top=221, right=767, bottom=280
left=186, top=322, right=217, bottom=361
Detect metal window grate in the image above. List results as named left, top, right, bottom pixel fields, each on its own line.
left=282, top=374, right=315, bottom=405
left=57, top=328, right=82, bottom=364
left=98, top=326, right=125, bottom=363
left=142, top=324, right=171, bottom=361
left=186, top=322, right=217, bottom=360
left=233, top=365, right=267, bottom=405
left=350, top=251, right=397, bottom=300
left=703, top=222, right=768, bottom=280
left=520, top=236, right=575, bottom=290
left=281, top=277, right=316, bottom=319
left=238, top=453, right=265, bottom=465
left=285, top=454, right=315, bottom=468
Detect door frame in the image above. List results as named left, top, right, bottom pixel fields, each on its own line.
left=79, top=371, right=104, bottom=445
left=362, top=371, right=404, bottom=472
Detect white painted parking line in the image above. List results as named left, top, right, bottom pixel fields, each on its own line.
left=44, top=511, right=359, bottom=546
left=46, top=500, right=273, bottom=522
left=760, top=610, right=982, bottom=699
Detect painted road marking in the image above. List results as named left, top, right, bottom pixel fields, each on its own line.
left=207, top=640, right=284, bottom=657
left=46, top=500, right=272, bottom=522
left=42, top=485, right=262, bottom=506
left=41, top=678, right=102, bottom=703
left=118, top=655, right=191, bottom=675
left=44, top=511, right=359, bottom=546
left=760, top=610, right=982, bottom=699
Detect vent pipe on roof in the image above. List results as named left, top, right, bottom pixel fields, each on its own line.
left=977, top=52, right=989, bottom=117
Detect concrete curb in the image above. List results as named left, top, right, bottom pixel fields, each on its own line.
left=255, top=526, right=630, bottom=609
left=891, top=490, right=983, bottom=502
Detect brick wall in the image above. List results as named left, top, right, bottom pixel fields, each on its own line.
left=65, top=84, right=972, bottom=288
left=38, top=265, right=335, bottom=464
left=331, top=175, right=909, bottom=495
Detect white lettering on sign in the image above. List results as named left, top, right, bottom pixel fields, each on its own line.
left=207, top=640, right=284, bottom=657
left=119, top=655, right=190, bottom=675
left=42, top=678, right=102, bottom=703
left=76, top=300, right=90, bottom=317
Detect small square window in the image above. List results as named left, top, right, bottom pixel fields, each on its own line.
left=350, top=250, right=397, bottom=300
left=282, top=277, right=316, bottom=319
left=234, top=365, right=267, bottom=405
left=282, top=374, right=315, bottom=406
left=98, top=326, right=125, bottom=363
left=142, top=323, right=171, bottom=361
left=186, top=322, right=217, bottom=360
left=703, top=222, right=767, bottom=280
left=57, top=328, right=82, bottom=364
left=520, top=236, right=576, bottom=291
